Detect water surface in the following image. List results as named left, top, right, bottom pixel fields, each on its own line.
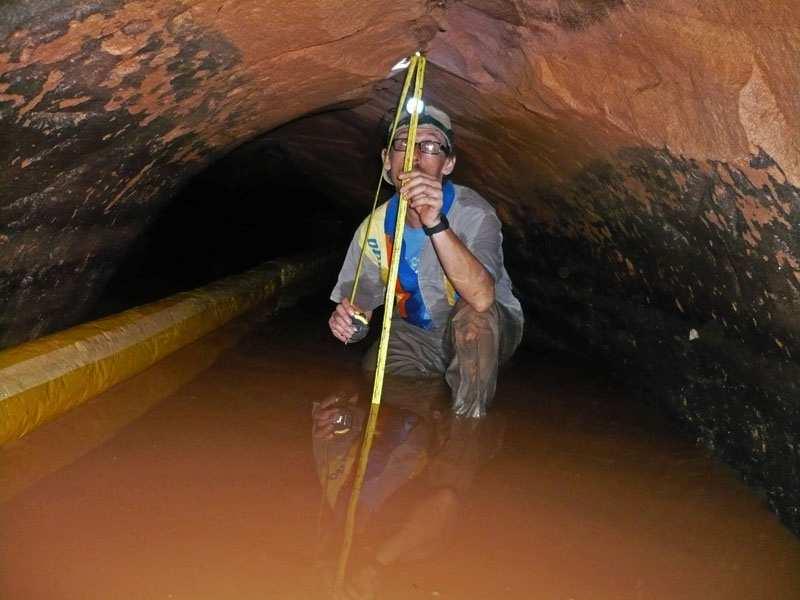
left=3, top=300, right=799, bottom=599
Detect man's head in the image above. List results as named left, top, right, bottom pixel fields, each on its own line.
left=381, top=104, right=456, bottom=186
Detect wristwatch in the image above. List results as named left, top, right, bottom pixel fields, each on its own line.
left=422, top=213, right=449, bottom=236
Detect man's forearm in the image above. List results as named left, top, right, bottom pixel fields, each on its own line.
left=430, top=229, right=495, bottom=311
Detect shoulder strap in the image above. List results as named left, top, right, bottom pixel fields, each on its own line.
left=357, top=202, right=390, bottom=283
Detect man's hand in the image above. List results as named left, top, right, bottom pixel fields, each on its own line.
left=312, top=395, right=343, bottom=440
left=329, top=298, right=369, bottom=343
left=399, top=169, right=444, bottom=228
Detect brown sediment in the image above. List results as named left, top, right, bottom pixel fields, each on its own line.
left=58, top=95, right=92, bottom=108
left=17, top=69, right=63, bottom=118
left=2, top=304, right=799, bottom=599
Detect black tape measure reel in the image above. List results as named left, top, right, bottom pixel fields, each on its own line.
left=347, top=312, right=370, bottom=344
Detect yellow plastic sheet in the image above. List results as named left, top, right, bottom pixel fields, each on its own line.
left=0, top=254, right=329, bottom=446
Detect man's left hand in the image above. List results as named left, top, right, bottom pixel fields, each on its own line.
left=398, top=170, right=444, bottom=228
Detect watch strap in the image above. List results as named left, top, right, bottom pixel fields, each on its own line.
left=422, top=213, right=449, bottom=236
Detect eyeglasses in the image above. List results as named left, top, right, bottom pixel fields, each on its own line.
left=391, top=138, right=451, bottom=155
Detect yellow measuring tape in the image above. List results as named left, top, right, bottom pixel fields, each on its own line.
left=334, top=52, right=427, bottom=593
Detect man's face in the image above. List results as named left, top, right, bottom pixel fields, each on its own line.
left=382, top=124, right=456, bottom=186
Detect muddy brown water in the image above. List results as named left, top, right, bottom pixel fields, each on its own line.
left=3, top=300, right=800, bottom=599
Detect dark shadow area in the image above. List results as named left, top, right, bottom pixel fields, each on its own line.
left=91, top=134, right=357, bottom=319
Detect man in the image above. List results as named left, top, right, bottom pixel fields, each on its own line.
left=329, top=105, right=523, bottom=418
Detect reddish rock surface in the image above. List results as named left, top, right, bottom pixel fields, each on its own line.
left=0, top=0, right=434, bottom=342
left=2, top=1, right=800, bottom=532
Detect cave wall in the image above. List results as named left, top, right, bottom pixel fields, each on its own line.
left=0, top=0, right=437, bottom=345
left=2, top=1, right=800, bottom=532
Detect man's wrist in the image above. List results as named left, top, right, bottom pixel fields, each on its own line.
left=423, top=213, right=449, bottom=236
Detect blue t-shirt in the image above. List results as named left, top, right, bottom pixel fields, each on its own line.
left=403, top=226, right=426, bottom=275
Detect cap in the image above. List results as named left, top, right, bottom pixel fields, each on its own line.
left=381, top=104, right=454, bottom=185
left=384, top=104, right=454, bottom=149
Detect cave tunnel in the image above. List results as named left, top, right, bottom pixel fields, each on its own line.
left=3, top=1, right=800, bottom=598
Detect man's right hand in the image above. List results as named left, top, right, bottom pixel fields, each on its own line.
left=329, top=298, right=368, bottom=343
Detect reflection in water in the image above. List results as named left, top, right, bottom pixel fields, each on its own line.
left=311, top=378, right=505, bottom=599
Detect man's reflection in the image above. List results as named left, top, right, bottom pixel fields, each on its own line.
left=311, top=378, right=505, bottom=599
